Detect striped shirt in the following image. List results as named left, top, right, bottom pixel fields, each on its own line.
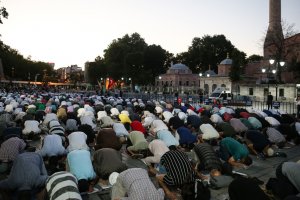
left=161, top=150, right=195, bottom=186
left=46, top=171, right=82, bottom=200
left=0, top=137, right=26, bottom=162
left=117, top=168, right=164, bottom=200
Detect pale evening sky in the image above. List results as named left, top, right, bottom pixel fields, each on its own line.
left=1, top=0, right=299, bottom=69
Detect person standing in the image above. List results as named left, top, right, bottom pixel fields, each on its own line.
left=267, top=92, right=273, bottom=110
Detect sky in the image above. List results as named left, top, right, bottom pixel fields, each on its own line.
left=1, top=0, right=300, bottom=69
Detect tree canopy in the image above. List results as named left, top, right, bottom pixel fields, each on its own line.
left=0, top=1, right=8, bottom=24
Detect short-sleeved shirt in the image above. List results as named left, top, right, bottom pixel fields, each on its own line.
left=220, top=137, right=249, bottom=161
left=161, top=150, right=195, bottom=186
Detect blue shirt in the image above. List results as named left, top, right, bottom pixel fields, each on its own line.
left=67, top=150, right=96, bottom=180
left=157, top=130, right=179, bottom=147
left=177, top=127, right=197, bottom=145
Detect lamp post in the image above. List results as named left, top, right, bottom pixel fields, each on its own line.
left=129, top=77, right=132, bottom=92
left=262, top=59, right=285, bottom=101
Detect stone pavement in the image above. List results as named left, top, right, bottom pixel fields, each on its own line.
left=121, top=143, right=300, bottom=200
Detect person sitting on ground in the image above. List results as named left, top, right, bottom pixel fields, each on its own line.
left=199, top=123, right=220, bottom=144
left=22, top=119, right=41, bottom=140
left=94, top=128, right=122, bottom=151
left=244, top=130, right=273, bottom=159
left=65, top=118, right=78, bottom=135
left=175, top=126, right=197, bottom=150
left=262, top=126, right=286, bottom=148
left=91, top=148, right=127, bottom=195
left=37, top=134, right=67, bottom=175
left=67, top=131, right=89, bottom=152
left=229, top=118, right=248, bottom=136
left=127, top=131, right=149, bottom=158
left=0, top=152, right=48, bottom=199
left=0, top=136, right=26, bottom=174
left=229, top=176, right=270, bottom=200
left=49, top=120, right=66, bottom=142
left=78, top=124, right=96, bottom=147
left=186, top=115, right=202, bottom=135
left=266, top=161, right=300, bottom=199
left=149, top=119, right=169, bottom=137
left=141, top=139, right=169, bottom=167
left=219, top=137, right=252, bottom=168
left=46, top=171, right=82, bottom=200
left=111, top=168, right=164, bottom=200
left=66, top=149, right=96, bottom=193
left=151, top=119, right=179, bottom=148
left=215, top=122, right=237, bottom=138
left=192, top=143, right=223, bottom=180
left=156, top=150, right=195, bottom=200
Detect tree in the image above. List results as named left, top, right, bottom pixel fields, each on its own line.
left=143, top=44, right=168, bottom=83
left=247, top=54, right=263, bottom=63
left=263, top=20, right=299, bottom=82
left=229, top=48, right=247, bottom=82
left=178, top=35, right=236, bottom=73
left=0, top=1, right=8, bottom=24
left=103, top=33, right=147, bottom=82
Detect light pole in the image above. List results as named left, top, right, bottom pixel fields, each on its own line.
left=262, top=59, right=285, bottom=101
left=129, top=77, right=132, bottom=92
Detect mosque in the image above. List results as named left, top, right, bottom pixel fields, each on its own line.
left=154, top=0, right=300, bottom=102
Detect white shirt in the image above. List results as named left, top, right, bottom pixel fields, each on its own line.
left=200, top=124, right=220, bottom=140
left=80, top=115, right=96, bottom=130
left=142, top=139, right=169, bottom=165
left=67, top=131, right=89, bottom=152
left=22, top=120, right=41, bottom=135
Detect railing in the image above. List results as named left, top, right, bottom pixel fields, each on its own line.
left=122, top=93, right=297, bottom=115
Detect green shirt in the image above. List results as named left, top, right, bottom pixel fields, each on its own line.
left=220, top=137, right=249, bottom=161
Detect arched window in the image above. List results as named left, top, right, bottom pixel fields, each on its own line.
left=204, top=84, right=209, bottom=95
left=212, top=84, right=217, bottom=92
left=221, top=84, right=226, bottom=88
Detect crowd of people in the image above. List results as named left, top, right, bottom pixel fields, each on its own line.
left=0, top=89, right=299, bottom=200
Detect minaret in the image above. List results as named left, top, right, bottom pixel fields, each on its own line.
left=264, top=0, right=284, bottom=55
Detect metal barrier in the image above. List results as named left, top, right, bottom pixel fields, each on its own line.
left=122, top=93, right=297, bottom=115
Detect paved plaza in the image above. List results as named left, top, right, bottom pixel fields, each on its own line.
left=120, top=142, right=299, bottom=200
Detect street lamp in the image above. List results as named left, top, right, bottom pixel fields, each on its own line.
left=262, top=59, right=285, bottom=101
left=128, top=77, right=132, bottom=92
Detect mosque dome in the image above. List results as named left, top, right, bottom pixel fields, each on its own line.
left=203, top=70, right=217, bottom=77
left=220, top=53, right=233, bottom=65
left=170, top=63, right=189, bottom=70
left=220, top=58, right=233, bottom=65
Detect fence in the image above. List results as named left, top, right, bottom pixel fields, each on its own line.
left=123, top=93, right=297, bottom=115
